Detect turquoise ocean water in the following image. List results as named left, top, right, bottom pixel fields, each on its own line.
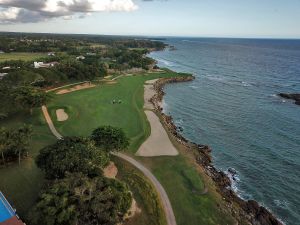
left=149, top=38, right=300, bottom=225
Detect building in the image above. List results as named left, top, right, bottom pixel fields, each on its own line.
left=0, top=73, right=8, bottom=80
left=0, top=191, right=25, bottom=225
left=0, top=50, right=4, bottom=54
left=48, top=52, right=55, bottom=56
left=76, top=55, right=85, bottom=60
left=34, top=61, right=59, bottom=69
left=86, top=52, right=96, bottom=56
left=2, top=67, right=11, bottom=70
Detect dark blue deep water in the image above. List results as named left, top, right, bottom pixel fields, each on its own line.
left=149, top=38, right=300, bottom=225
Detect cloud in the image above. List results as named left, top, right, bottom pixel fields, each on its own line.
left=0, top=0, right=139, bottom=23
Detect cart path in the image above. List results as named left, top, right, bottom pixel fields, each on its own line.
left=41, top=105, right=177, bottom=225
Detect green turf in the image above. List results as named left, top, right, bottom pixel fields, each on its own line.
left=0, top=109, right=56, bottom=218
left=0, top=52, right=47, bottom=62
left=47, top=72, right=235, bottom=225
left=48, top=72, right=183, bottom=153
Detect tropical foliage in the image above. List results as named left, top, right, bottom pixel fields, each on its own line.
left=91, top=126, right=130, bottom=152
left=36, top=137, right=110, bottom=179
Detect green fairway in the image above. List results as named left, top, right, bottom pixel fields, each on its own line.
left=48, top=72, right=184, bottom=153
left=47, top=72, right=235, bottom=225
left=0, top=52, right=47, bottom=62
left=0, top=109, right=56, bottom=218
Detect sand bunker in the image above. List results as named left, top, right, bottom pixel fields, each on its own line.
left=136, top=111, right=178, bottom=157
left=103, top=162, right=118, bottom=179
left=56, top=82, right=95, bottom=95
left=144, top=79, right=159, bottom=110
left=56, top=109, right=68, bottom=122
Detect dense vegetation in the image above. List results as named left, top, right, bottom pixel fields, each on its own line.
left=0, top=125, right=32, bottom=164
left=31, top=128, right=132, bottom=225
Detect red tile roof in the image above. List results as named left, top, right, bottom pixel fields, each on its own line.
left=0, top=217, right=25, bottom=225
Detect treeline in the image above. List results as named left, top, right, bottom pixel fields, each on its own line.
left=30, top=126, right=132, bottom=225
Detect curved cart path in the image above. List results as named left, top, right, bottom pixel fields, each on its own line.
left=41, top=105, right=177, bottom=225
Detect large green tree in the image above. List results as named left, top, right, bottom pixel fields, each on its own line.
left=13, top=85, right=51, bottom=114
left=30, top=173, right=132, bottom=225
left=36, top=137, right=110, bottom=179
left=91, top=126, right=129, bottom=153
left=0, top=125, right=33, bottom=165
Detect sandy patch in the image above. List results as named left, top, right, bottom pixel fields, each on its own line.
left=136, top=111, right=178, bottom=157
left=56, top=82, right=95, bottom=95
left=103, top=162, right=118, bottom=179
left=145, top=79, right=159, bottom=85
left=103, top=80, right=118, bottom=85
left=104, top=75, right=112, bottom=79
left=56, top=109, right=68, bottom=122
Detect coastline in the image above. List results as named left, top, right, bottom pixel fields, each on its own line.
left=149, top=75, right=283, bottom=225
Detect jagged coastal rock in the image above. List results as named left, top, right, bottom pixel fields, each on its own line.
left=151, top=75, right=283, bottom=225
left=279, top=93, right=300, bottom=105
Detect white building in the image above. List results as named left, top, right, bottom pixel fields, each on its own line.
left=34, top=61, right=59, bottom=69
left=0, top=50, right=4, bottom=54
left=76, top=55, right=85, bottom=60
left=0, top=73, right=8, bottom=79
left=48, top=52, right=56, bottom=56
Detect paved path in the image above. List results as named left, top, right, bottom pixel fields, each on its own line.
left=41, top=105, right=177, bottom=225
left=112, top=152, right=177, bottom=225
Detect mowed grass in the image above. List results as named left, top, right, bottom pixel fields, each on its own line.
left=48, top=72, right=183, bottom=152
left=0, top=52, right=47, bottom=62
left=47, top=72, right=236, bottom=225
left=0, top=110, right=56, bottom=218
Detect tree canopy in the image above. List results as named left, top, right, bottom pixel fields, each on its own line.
left=13, top=85, right=51, bottom=114
left=91, top=126, right=129, bottom=153
left=36, top=137, right=110, bottom=179
left=0, top=124, right=33, bottom=165
left=30, top=172, right=132, bottom=225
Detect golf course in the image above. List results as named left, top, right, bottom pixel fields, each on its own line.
left=0, top=70, right=235, bottom=225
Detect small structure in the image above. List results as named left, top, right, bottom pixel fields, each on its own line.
left=0, top=50, right=4, bottom=54
left=86, top=52, right=96, bottom=56
left=0, top=73, right=8, bottom=80
left=76, top=55, right=85, bottom=60
left=0, top=191, right=25, bottom=225
left=34, top=61, right=59, bottom=69
left=2, top=67, right=10, bottom=70
left=48, top=52, right=55, bottom=56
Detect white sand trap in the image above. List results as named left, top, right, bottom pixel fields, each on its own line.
left=145, top=79, right=159, bottom=85
left=56, top=109, right=68, bottom=122
left=56, top=82, right=96, bottom=95
left=136, top=111, right=178, bottom=157
left=144, top=84, right=156, bottom=110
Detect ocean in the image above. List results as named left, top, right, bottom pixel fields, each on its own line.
left=149, top=38, right=300, bottom=225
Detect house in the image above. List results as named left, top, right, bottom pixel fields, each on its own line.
left=76, top=55, right=85, bottom=60
left=48, top=52, right=55, bottom=56
left=0, top=191, right=25, bottom=225
left=0, top=73, right=8, bottom=79
left=86, top=52, right=96, bottom=56
left=2, top=67, right=11, bottom=70
left=34, top=61, right=59, bottom=69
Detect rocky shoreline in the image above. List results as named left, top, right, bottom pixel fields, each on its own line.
left=279, top=93, right=300, bottom=106
left=150, top=75, right=283, bottom=225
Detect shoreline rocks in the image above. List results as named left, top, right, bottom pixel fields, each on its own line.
left=279, top=93, right=300, bottom=105
left=151, top=75, right=283, bottom=225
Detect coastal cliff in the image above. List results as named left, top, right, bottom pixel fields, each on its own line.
left=150, top=75, right=283, bottom=225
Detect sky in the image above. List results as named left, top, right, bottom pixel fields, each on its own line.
left=0, top=0, right=300, bottom=38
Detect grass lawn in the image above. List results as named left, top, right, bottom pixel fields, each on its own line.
left=0, top=109, right=56, bottom=218
left=0, top=52, right=47, bottom=62
left=47, top=71, right=236, bottom=225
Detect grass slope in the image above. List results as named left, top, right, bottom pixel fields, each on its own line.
left=0, top=52, right=47, bottom=62
left=0, top=110, right=56, bottom=217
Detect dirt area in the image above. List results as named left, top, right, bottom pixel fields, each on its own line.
left=103, top=162, right=118, bottom=179
left=56, top=109, right=69, bottom=122
left=56, top=82, right=96, bottom=95
left=136, top=111, right=178, bottom=157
